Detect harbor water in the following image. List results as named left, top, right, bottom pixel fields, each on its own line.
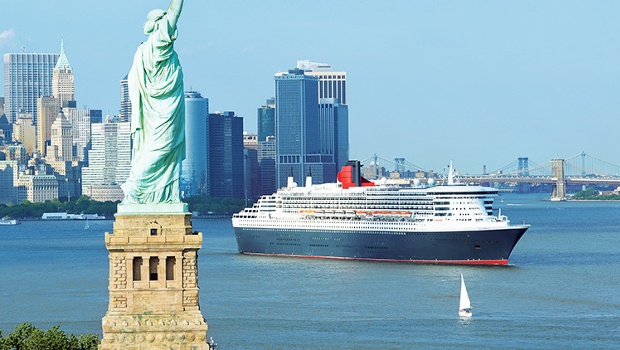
left=1, top=193, right=619, bottom=349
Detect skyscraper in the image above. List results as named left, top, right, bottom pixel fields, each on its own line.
left=65, top=107, right=102, bottom=162
left=258, top=135, right=276, bottom=195
left=256, top=98, right=276, bottom=196
left=36, top=96, right=60, bottom=156
left=320, top=98, right=349, bottom=171
left=257, top=98, right=275, bottom=142
left=297, top=60, right=349, bottom=170
left=119, top=75, right=131, bottom=122
left=243, top=133, right=259, bottom=200
left=52, top=41, right=75, bottom=107
left=274, top=68, right=336, bottom=188
left=182, top=91, right=208, bottom=197
left=48, top=109, right=74, bottom=161
left=81, top=118, right=131, bottom=201
left=297, top=60, right=347, bottom=104
left=4, top=51, right=59, bottom=124
left=207, top=111, right=244, bottom=198
left=12, top=114, right=36, bottom=153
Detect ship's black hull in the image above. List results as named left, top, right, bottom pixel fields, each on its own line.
left=234, top=226, right=528, bottom=265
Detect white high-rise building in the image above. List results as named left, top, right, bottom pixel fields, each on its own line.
left=52, top=40, right=75, bottom=107
left=48, top=109, right=73, bottom=161
left=64, top=107, right=101, bottom=161
left=119, top=75, right=131, bottom=122
left=296, top=60, right=347, bottom=104
left=81, top=118, right=131, bottom=201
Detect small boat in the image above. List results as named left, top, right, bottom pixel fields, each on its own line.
left=458, top=273, right=472, bottom=318
left=0, top=216, right=21, bottom=225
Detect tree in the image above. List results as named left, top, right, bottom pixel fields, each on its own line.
left=0, top=322, right=98, bottom=350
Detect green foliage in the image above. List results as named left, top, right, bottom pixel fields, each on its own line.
left=571, top=187, right=620, bottom=200
left=0, top=322, right=98, bottom=350
left=0, top=195, right=250, bottom=219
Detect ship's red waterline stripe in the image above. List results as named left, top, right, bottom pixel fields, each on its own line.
left=241, top=253, right=508, bottom=265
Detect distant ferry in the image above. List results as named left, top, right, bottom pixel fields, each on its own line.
left=232, top=160, right=529, bottom=265
left=42, top=212, right=106, bottom=220
left=0, top=216, right=21, bottom=225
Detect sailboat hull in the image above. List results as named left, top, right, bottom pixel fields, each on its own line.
left=458, top=309, right=472, bottom=318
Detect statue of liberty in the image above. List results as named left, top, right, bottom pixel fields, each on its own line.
left=121, top=0, right=185, bottom=205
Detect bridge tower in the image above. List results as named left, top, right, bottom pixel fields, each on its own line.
left=551, top=158, right=566, bottom=200
left=517, top=157, right=531, bottom=193
left=517, top=157, right=530, bottom=176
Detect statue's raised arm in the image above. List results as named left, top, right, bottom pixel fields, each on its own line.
left=167, top=0, right=184, bottom=30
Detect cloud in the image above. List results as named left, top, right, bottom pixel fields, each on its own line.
left=0, top=29, right=16, bottom=45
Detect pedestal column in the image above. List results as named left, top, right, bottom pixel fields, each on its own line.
left=100, top=203, right=210, bottom=350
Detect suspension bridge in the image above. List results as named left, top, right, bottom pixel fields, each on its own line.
left=360, top=152, right=620, bottom=200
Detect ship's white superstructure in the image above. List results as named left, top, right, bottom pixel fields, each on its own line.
left=232, top=161, right=529, bottom=265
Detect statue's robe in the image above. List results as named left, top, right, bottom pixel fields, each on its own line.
left=121, top=14, right=185, bottom=204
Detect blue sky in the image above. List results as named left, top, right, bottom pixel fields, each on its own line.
left=2, top=1, right=620, bottom=174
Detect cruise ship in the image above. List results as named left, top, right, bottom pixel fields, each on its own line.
left=232, top=160, right=529, bottom=265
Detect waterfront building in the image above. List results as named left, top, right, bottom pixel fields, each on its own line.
left=119, top=75, right=131, bottom=122
left=0, top=160, right=17, bottom=204
left=207, top=111, right=244, bottom=198
left=274, top=68, right=336, bottom=188
left=14, top=172, right=58, bottom=203
left=81, top=117, right=131, bottom=202
left=4, top=51, right=59, bottom=124
left=36, top=96, right=61, bottom=156
left=52, top=41, right=75, bottom=108
left=181, top=91, right=208, bottom=197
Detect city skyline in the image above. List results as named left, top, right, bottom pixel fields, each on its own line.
left=2, top=1, right=620, bottom=174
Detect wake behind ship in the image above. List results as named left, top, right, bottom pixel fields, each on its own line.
left=232, top=160, right=529, bottom=265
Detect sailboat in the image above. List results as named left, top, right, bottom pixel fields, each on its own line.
left=84, top=218, right=90, bottom=230
left=458, top=273, right=472, bottom=318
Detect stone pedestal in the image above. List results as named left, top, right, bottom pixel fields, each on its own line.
left=100, top=204, right=210, bottom=350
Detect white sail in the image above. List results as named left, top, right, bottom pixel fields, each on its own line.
left=459, top=273, right=472, bottom=317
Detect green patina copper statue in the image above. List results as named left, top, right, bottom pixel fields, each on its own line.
left=121, top=0, right=185, bottom=205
